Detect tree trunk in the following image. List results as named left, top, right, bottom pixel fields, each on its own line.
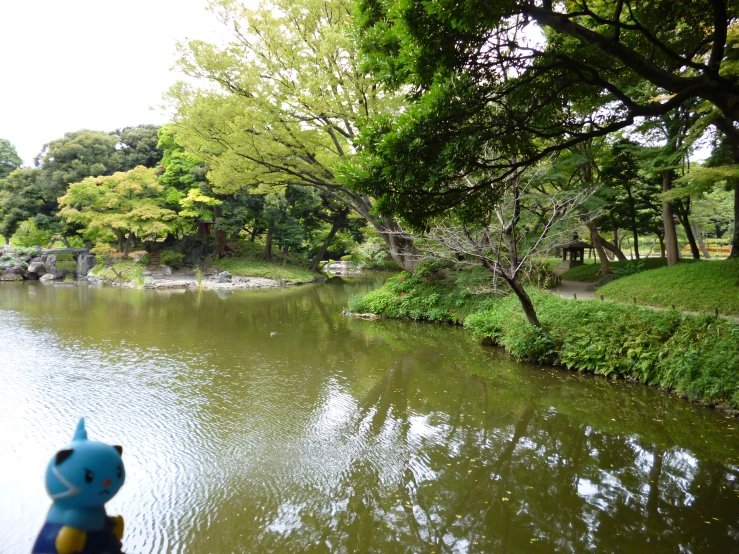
left=732, top=181, right=739, bottom=258
left=122, top=231, right=135, bottom=257
left=373, top=217, right=419, bottom=272
left=631, top=228, right=640, bottom=260
left=676, top=204, right=700, bottom=259
left=692, top=222, right=711, bottom=258
left=662, top=171, right=680, bottom=266
left=344, top=193, right=418, bottom=272
left=585, top=221, right=612, bottom=275
left=601, top=237, right=628, bottom=261
left=215, top=230, right=227, bottom=258
left=658, top=233, right=665, bottom=258
left=309, top=208, right=348, bottom=271
left=114, top=229, right=125, bottom=253
left=260, top=220, right=274, bottom=261
left=502, top=273, right=541, bottom=327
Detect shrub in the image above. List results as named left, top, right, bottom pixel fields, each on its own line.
left=160, top=250, right=185, bottom=269
left=612, top=260, right=643, bottom=279
left=90, top=243, right=116, bottom=263
left=16, top=246, right=40, bottom=257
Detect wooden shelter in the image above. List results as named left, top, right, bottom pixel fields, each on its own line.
left=552, top=238, right=594, bottom=282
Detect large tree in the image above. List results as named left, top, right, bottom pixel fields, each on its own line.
left=346, top=0, right=738, bottom=250
left=167, top=0, right=418, bottom=271
left=0, top=169, right=46, bottom=243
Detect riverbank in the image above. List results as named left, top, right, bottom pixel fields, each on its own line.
left=348, top=270, right=739, bottom=413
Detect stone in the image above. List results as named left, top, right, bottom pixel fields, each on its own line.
left=76, top=253, right=96, bottom=277
left=216, top=271, right=232, bottom=283
left=141, top=270, right=153, bottom=276
left=156, top=280, right=189, bottom=289
left=45, top=254, right=57, bottom=275
left=39, top=273, right=56, bottom=281
left=161, top=265, right=173, bottom=276
left=0, top=272, right=23, bottom=281
left=27, top=261, right=47, bottom=275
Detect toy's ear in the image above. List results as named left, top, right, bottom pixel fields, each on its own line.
left=113, top=445, right=123, bottom=455
left=56, top=449, right=74, bottom=465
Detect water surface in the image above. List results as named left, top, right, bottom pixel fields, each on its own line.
left=0, top=279, right=737, bottom=553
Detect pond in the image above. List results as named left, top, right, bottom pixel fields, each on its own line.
left=1, top=278, right=738, bottom=553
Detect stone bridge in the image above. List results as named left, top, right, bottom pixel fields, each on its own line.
left=39, top=248, right=97, bottom=277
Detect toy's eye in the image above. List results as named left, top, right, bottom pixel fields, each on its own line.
left=117, top=466, right=122, bottom=479
left=85, top=469, right=94, bottom=484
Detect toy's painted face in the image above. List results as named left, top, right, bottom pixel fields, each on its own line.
left=45, top=420, right=125, bottom=509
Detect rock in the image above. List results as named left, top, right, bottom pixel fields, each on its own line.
left=143, top=277, right=156, bottom=288
left=0, top=272, right=23, bottom=281
left=156, top=280, right=189, bottom=289
left=160, top=265, right=173, bottom=276
left=27, top=261, right=47, bottom=275
left=216, top=271, right=232, bottom=283
left=341, top=310, right=380, bottom=320
left=45, top=254, right=57, bottom=275
left=76, top=253, right=96, bottom=277
left=142, top=270, right=153, bottom=276
left=39, top=274, right=56, bottom=281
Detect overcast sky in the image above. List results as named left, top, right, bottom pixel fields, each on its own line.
left=0, top=0, right=222, bottom=166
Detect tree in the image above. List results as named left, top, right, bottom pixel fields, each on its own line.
left=348, top=0, right=738, bottom=260
left=111, top=124, right=163, bottom=171
left=0, top=139, right=22, bottom=179
left=599, top=140, right=662, bottom=260
left=167, top=0, right=418, bottom=271
left=58, top=166, right=178, bottom=255
left=0, top=169, right=45, bottom=243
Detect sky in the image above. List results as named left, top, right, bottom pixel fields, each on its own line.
left=0, top=0, right=223, bottom=166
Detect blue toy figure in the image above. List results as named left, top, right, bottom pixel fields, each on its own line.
left=32, top=418, right=126, bottom=554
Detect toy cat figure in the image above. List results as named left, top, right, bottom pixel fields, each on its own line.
left=32, top=419, right=126, bottom=554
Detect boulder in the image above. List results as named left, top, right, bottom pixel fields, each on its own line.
left=216, top=271, right=232, bottom=283
left=27, top=261, right=47, bottom=275
left=76, top=253, right=96, bottom=277
left=0, top=272, right=23, bottom=281
left=45, top=254, right=57, bottom=275
left=161, top=265, right=173, bottom=276
left=39, top=274, right=56, bottom=282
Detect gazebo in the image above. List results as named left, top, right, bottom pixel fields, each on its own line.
left=552, top=237, right=594, bottom=281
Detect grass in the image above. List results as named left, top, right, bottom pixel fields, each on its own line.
left=347, top=266, right=508, bottom=323
left=214, top=257, right=320, bottom=284
left=599, top=258, right=739, bottom=316
left=560, top=257, right=669, bottom=282
left=349, top=269, right=739, bottom=408
left=89, top=259, right=141, bottom=282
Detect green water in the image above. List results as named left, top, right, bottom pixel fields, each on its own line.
left=0, top=278, right=737, bottom=553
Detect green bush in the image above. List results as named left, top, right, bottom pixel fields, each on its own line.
left=612, top=260, right=643, bottom=279
left=16, top=246, right=40, bottom=257
left=160, top=250, right=185, bottom=269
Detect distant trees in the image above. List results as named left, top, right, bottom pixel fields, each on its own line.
left=0, top=139, right=22, bottom=179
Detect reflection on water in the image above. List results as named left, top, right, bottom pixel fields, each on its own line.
left=0, top=279, right=738, bottom=553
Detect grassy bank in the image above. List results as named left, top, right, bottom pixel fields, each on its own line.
left=561, top=257, right=670, bottom=282
left=214, top=257, right=320, bottom=284
left=349, top=271, right=739, bottom=409
left=599, top=258, right=739, bottom=316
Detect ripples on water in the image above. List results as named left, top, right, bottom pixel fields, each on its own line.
left=0, top=281, right=738, bottom=553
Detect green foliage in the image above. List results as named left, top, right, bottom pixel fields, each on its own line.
left=11, top=220, right=53, bottom=248
left=160, top=250, right=185, bottom=269
left=349, top=271, right=501, bottom=323
left=15, top=245, right=40, bottom=257
left=612, top=260, right=644, bottom=279
left=0, top=168, right=48, bottom=239
left=599, top=259, right=739, bottom=316
left=0, top=139, right=23, bottom=179
left=58, top=166, right=178, bottom=244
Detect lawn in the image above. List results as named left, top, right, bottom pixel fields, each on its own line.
left=214, top=257, right=320, bottom=284
left=561, top=257, right=669, bottom=282
left=599, top=258, right=739, bottom=316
